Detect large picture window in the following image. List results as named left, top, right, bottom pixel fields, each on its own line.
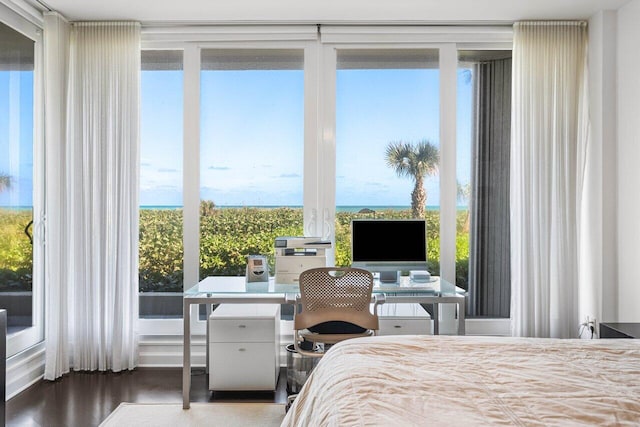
left=138, top=28, right=513, bottom=336
left=199, top=49, right=305, bottom=279
left=0, top=15, right=43, bottom=356
left=139, top=50, right=184, bottom=319
left=0, top=22, right=34, bottom=333
left=334, top=49, right=440, bottom=273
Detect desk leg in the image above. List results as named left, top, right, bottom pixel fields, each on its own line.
left=419, top=303, right=437, bottom=335
left=205, top=303, right=211, bottom=375
left=183, top=300, right=191, bottom=409
left=433, top=303, right=439, bottom=335
left=458, top=299, right=465, bottom=335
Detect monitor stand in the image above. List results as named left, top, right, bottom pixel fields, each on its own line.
left=379, top=271, right=398, bottom=283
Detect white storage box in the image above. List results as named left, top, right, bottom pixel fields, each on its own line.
left=208, top=304, right=280, bottom=391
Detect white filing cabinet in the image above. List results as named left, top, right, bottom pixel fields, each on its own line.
left=377, top=303, right=432, bottom=335
left=208, top=304, right=280, bottom=391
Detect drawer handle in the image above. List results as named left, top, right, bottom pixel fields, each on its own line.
left=394, top=325, right=402, bottom=328
left=238, top=348, right=246, bottom=352
left=238, top=325, right=247, bottom=328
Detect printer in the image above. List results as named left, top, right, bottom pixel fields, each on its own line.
left=274, top=237, right=332, bottom=285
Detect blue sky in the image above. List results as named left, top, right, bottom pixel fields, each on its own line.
left=140, top=71, right=184, bottom=206
left=1, top=64, right=473, bottom=209
left=0, top=71, right=34, bottom=208
left=140, top=66, right=473, bottom=208
left=337, top=68, right=441, bottom=206
left=200, top=70, right=304, bottom=206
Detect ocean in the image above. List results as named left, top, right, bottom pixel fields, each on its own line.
left=3, top=205, right=468, bottom=211
left=140, top=205, right=467, bottom=211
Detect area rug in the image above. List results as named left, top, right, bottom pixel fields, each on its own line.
left=100, top=402, right=286, bottom=427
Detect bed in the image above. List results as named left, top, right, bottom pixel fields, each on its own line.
left=281, top=335, right=640, bottom=426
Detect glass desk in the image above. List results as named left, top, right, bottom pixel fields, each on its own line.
left=182, top=276, right=466, bottom=408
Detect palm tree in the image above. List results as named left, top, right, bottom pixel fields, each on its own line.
left=385, top=140, right=439, bottom=219
left=0, top=173, right=11, bottom=193
left=200, top=199, right=216, bottom=217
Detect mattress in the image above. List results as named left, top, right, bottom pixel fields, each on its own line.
left=281, top=335, right=640, bottom=426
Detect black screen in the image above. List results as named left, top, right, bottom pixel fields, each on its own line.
left=351, top=219, right=427, bottom=263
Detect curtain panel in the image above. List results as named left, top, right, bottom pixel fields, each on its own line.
left=469, top=57, right=512, bottom=318
left=44, top=20, right=140, bottom=380
left=510, top=21, right=589, bottom=338
left=43, top=11, right=70, bottom=381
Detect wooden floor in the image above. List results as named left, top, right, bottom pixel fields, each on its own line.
left=6, top=367, right=288, bottom=427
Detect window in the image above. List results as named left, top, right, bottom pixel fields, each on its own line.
left=199, top=49, right=305, bottom=279
left=139, top=50, right=184, bottom=319
left=0, top=15, right=43, bottom=355
left=0, top=21, right=34, bottom=332
left=334, top=49, right=440, bottom=273
left=138, top=27, right=513, bottom=336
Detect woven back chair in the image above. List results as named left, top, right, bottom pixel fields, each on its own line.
left=293, top=267, right=379, bottom=358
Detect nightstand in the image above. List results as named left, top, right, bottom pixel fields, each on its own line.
left=599, top=322, right=640, bottom=339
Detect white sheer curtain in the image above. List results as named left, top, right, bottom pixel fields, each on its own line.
left=44, top=21, right=140, bottom=380
left=43, top=11, right=71, bottom=381
left=510, top=21, right=589, bottom=338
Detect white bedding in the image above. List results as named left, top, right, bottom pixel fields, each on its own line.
left=281, top=335, right=640, bottom=426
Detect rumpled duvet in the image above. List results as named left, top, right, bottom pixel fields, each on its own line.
left=282, top=335, right=640, bottom=426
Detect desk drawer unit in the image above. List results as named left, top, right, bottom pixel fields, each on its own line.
left=208, top=304, right=280, bottom=391
left=209, top=319, right=275, bottom=342
left=377, top=303, right=432, bottom=336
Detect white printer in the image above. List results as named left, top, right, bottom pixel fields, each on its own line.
left=274, top=237, right=331, bottom=285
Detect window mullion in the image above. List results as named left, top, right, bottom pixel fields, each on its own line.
left=439, top=43, right=458, bottom=284
left=303, top=40, right=321, bottom=239
left=319, top=45, right=337, bottom=263
left=183, top=44, right=200, bottom=292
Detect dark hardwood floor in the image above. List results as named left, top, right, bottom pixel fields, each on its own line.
left=6, top=367, right=288, bottom=427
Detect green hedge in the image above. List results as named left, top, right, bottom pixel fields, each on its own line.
left=139, top=206, right=305, bottom=292
left=138, top=209, right=185, bottom=292
left=199, top=207, right=304, bottom=277
left=1, top=206, right=470, bottom=292
left=140, top=205, right=470, bottom=292
left=0, top=209, right=33, bottom=291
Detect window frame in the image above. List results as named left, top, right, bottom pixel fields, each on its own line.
left=138, top=48, right=184, bottom=320
left=318, top=25, right=512, bottom=278
left=140, top=30, right=320, bottom=336
left=139, top=25, right=513, bottom=337
left=0, top=4, right=45, bottom=357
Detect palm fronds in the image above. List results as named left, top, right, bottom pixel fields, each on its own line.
left=0, top=173, right=12, bottom=193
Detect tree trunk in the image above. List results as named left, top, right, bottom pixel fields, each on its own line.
left=463, top=211, right=471, bottom=233
left=411, top=175, right=426, bottom=219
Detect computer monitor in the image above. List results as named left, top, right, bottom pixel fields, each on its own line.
left=350, top=219, right=428, bottom=281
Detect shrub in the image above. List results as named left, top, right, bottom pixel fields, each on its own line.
left=139, top=208, right=184, bottom=292
left=138, top=205, right=304, bottom=291
left=1, top=206, right=471, bottom=293
left=196, top=207, right=468, bottom=290
left=0, top=209, right=33, bottom=291
left=199, top=207, right=303, bottom=278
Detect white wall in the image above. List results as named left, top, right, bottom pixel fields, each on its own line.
left=616, top=0, right=640, bottom=322
left=588, top=10, right=617, bottom=325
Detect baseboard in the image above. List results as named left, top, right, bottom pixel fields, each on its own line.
left=138, top=335, right=206, bottom=367
left=138, top=327, right=295, bottom=368
left=6, top=343, right=45, bottom=400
